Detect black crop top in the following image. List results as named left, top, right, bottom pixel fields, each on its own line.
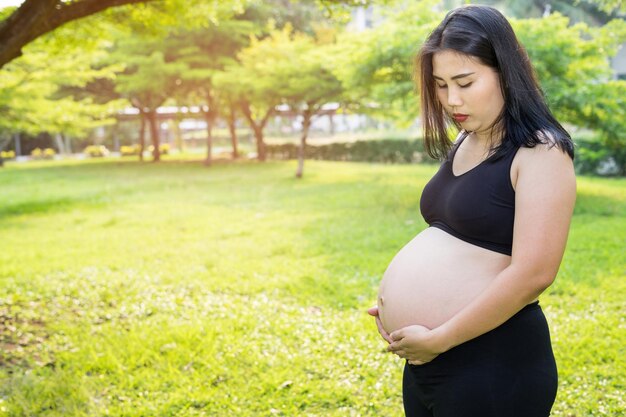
left=420, top=135, right=520, bottom=256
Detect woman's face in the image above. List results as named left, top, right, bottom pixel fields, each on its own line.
left=432, top=50, right=505, bottom=136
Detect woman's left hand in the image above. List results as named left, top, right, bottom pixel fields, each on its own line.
left=387, top=325, right=444, bottom=365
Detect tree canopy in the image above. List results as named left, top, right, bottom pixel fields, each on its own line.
left=1, top=0, right=625, bottom=173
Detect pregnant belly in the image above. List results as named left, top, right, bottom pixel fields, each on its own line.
left=378, top=227, right=511, bottom=333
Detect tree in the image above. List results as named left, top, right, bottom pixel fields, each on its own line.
left=513, top=14, right=626, bottom=173
left=333, top=0, right=441, bottom=126
left=167, top=20, right=252, bottom=165
left=0, top=0, right=365, bottom=70
left=113, top=40, right=187, bottom=162
left=212, top=0, right=344, bottom=163
left=0, top=0, right=155, bottom=70
left=267, top=27, right=344, bottom=177
left=0, top=18, right=123, bottom=157
left=585, top=0, right=626, bottom=14
left=213, top=30, right=286, bottom=162
left=334, top=2, right=626, bottom=171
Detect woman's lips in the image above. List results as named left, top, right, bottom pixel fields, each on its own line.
left=453, top=113, right=468, bottom=122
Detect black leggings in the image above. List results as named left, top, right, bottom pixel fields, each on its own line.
left=402, top=302, right=558, bottom=417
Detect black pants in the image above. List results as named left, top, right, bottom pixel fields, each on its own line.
left=402, top=302, right=558, bottom=417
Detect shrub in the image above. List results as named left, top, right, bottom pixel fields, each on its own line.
left=30, top=148, right=56, bottom=159
left=120, top=145, right=140, bottom=156
left=1, top=150, right=16, bottom=159
left=573, top=133, right=621, bottom=176
left=84, top=145, right=110, bottom=158
left=147, top=144, right=171, bottom=155
left=266, top=139, right=430, bottom=164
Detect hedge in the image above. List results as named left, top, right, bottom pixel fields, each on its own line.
left=266, top=139, right=433, bottom=164
left=267, top=137, right=622, bottom=176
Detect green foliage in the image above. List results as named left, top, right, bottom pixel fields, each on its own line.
left=267, top=138, right=429, bottom=163
left=513, top=14, right=626, bottom=174
left=2, top=0, right=625, bottom=173
left=584, top=0, right=626, bottom=14
left=167, top=21, right=251, bottom=96
left=0, top=28, right=121, bottom=137
left=573, top=130, right=623, bottom=175
left=214, top=26, right=292, bottom=115
left=112, top=44, right=187, bottom=109
left=0, top=0, right=252, bottom=143
left=334, top=5, right=626, bottom=173
left=333, top=0, right=442, bottom=124
left=0, top=159, right=623, bottom=415
left=244, top=0, right=339, bottom=35
left=268, top=26, right=344, bottom=110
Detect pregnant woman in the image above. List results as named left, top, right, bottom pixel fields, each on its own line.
left=368, top=5, right=576, bottom=417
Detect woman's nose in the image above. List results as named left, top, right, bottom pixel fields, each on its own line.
left=447, top=89, right=463, bottom=107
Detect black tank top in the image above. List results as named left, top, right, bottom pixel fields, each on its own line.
left=420, top=135, right=519, bottom=256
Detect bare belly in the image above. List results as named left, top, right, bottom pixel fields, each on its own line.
left=378, top=227, right=511, bottom=333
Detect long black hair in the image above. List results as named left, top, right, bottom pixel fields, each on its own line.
left=416, top=5, right=574, bottom=160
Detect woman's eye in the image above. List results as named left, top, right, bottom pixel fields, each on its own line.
left=459, top=82, right=473, bottom=88
left=436, top=84, right=447, bottom=89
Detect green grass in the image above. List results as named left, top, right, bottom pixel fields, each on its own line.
left=0, top=158, right=624, bottom=416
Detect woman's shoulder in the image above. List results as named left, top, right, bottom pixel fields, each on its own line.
left=516, top=130, right=573, bottom=160
left=511, top=131, right=575, bottom=190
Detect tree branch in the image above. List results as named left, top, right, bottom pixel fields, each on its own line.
left=0, top=0, right=154, bottom=69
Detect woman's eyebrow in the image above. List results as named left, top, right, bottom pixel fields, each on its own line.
left=433, top=72, right=475, bottom=81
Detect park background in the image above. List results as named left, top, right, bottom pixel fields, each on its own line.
left=0, top=0, right=625, bottom=415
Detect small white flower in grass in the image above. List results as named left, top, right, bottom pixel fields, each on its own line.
left=160, top=343, right=177, bottom=352
left=278, top=380, right=293, bottom=390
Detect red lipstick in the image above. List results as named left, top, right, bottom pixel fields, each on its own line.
left=453, top=113, right=468, bottom=122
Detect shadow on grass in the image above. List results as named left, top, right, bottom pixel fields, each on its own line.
left=574, top=192, right=626, bottom=217
left=0, top=197, right=82, bottom=218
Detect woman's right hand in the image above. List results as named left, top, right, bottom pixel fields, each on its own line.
left=367, top=306, right=393, bottom=344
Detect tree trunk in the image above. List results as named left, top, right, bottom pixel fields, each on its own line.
left=112, top=130, right=119, bottom=153
left=14, top=133, right=21, bottom=156
left=63, top=133, right=72, bottom=154
left=138, top=113, right=146, bottom=161
left=240, top=101, right=272, bottom=162
left=147, top=110, right=160, bottom=162
left=173, top=116, right=183, bottom=154
left=54, top=133, right=66, bottom=154
left=204, top=112, right=213, bottom=166
left=296, top=113, right=313, bottom=178
left=253, top=126, right=266, bottom=162
left=0, top=135, right=8, bottom=167
left=227, top=105, right=238, bottom=159
left=201, top=90, right=218, bottom=166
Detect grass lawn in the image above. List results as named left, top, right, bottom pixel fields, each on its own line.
left=0, top=157, right=624, bottom=416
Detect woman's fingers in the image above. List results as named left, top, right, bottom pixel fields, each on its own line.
left=389, top=329, right=404, bottom=341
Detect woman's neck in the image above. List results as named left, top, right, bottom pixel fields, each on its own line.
left=468, top=126, right=504, bottom=150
